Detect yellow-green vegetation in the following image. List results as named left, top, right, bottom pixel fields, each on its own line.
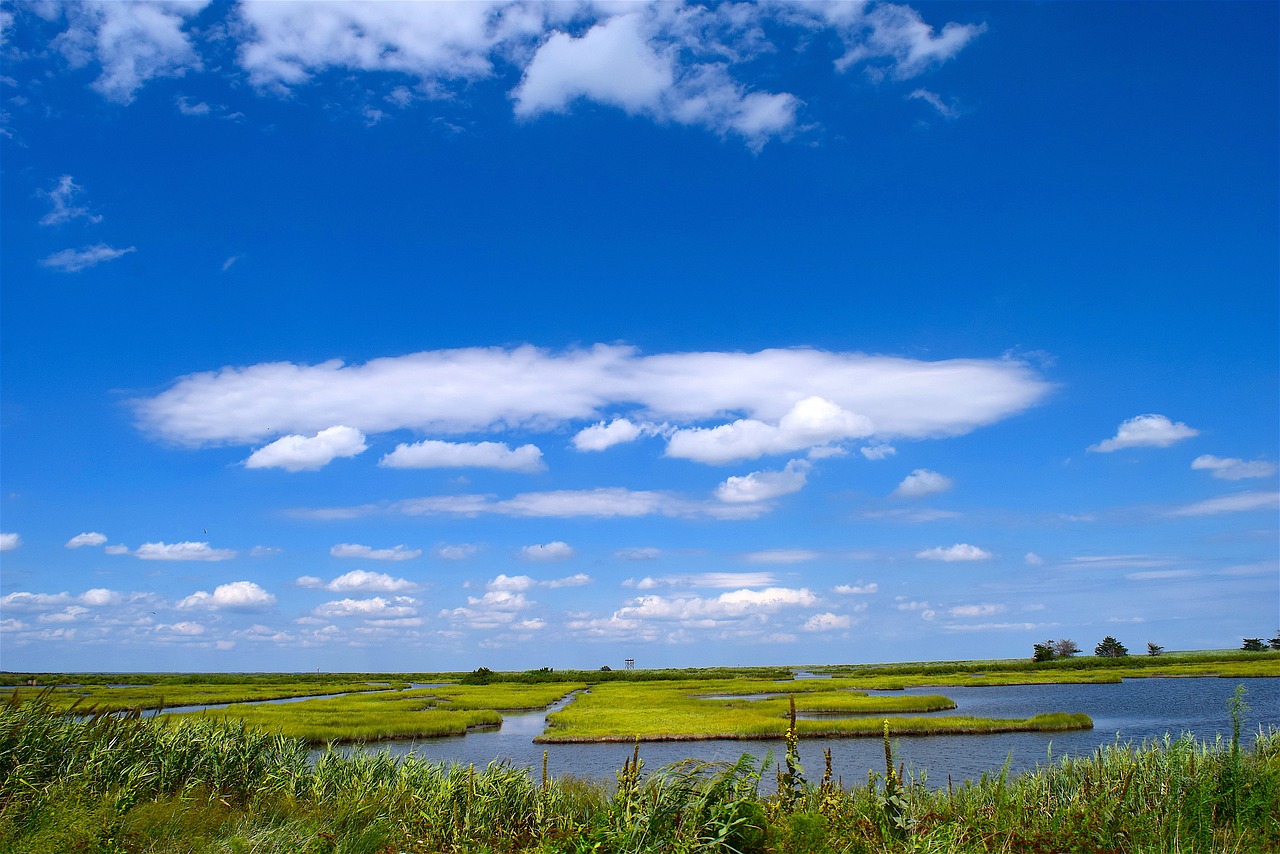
left=183, top=682, right=585, bottom=744
left=3, top=694, right=1276, bottom=854
left=536, top=679, right=1090, bottom=742
left=3, top=679, right=410, bottom=713
left=820, top=648, right=1280, bottom=684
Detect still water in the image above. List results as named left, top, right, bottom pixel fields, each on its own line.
left=341, top=677, right=1278, bottom=788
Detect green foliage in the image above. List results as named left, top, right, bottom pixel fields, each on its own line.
left=1094, top=635, right=1130, bottom=657
left=1147, top=641, right=1164, bottom=656
left=1243, top=638, right=1268, bottom=651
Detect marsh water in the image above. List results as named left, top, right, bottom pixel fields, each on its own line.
left=334, top=677, right=1279, bottom=787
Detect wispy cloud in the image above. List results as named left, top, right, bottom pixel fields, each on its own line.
left=40, top=244, right=136, bottom=272
left=1089, top=414, right=1198, bottom=452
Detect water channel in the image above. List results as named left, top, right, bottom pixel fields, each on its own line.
left=324, top=676, right=1279, bottom=788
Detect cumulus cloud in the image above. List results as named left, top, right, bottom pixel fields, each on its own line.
left=1025, top=552, right=1044, bottom=566
left=330, top=543, right=422, bottom=561
left=1089, top=414, right=1199, bottom=452
left=803, top=612, right=852, bottom=632
left=52, top=0, right=207, bottom=102
left=303, top=570, right=419, bottom=594
left=521, top=541, right=575, bottom=562
left=614, top=587, right=818, bottom=623
left=860, top=443, right=897, bottom=460
left=178, top=581, right=275, bottom=610
left=668, top=397, right=872, bottom=464
left=488, top=572, right=589, bottom=591
left=314, top=596, right=417, bottom=619
left=0, top=533, right=21, bottom=551
left=40, top=244, right=136, bottom=272
left=572, top=418, right=645, bottom=451
left=916, top=543, right=991, bottom=561
left=39, top=175, right=102, bottom=226
left=436, top=543, right=478, bottom=560
left=834, top=582, right=878, bottom=595
left=1191, top=455, right=1277, bottom=481
left=715, top=460, right=811, bottom=503
left=1169, top=491, right=1280, bottom=516
left=134, top=541, right=235, bottom=561
left=65, top=532, right=108, bottom=548
left=135, top=346, right=1051, bottom=452
left=379, top=439, right=544, bottom=472
left=893, top=468, right=953, bottom=498
left=244, top=425, right=367, bottom=472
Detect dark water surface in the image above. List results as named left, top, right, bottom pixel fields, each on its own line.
left=340, top=677, right=1278, bottom=788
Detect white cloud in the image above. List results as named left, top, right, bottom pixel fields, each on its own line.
left=314, top=596, right=417, bottom=619
left=521, top=541, right=575, bottom=562
left=0, top=533, right=21, bottom=551
left=908, top=88, right=958, bottom=119
left=860, top=443, right=897, bottom=460
left=135, top=346, right=1051, bottom=452
left=893, top=468, right=953, bottom=498
left=669, top=397, right=872, bottom=464
left=330, top=543, right=422, bottom=561
left=65, top=532, right=108, bottom=549
left=1, top=592, right=72, bottom=611
left=614, top=587, right=818, bottom=623
left=244, top=425, right=367, bottom=472
left=488, top=572, right=589, bottom=591
left=250, top=545, right=282, bottom=557
left=40, top=244, right=136, bottom=272
left=949, top=603, right=1005, bottom=618
left=743, top=549, right=819, bottom=564
left=80, top=588, right=121, bottom=607
left=916, top=543, right=991, bottom=562
left=135, top=541, right=236, bottom=561
left=158, top=621, right=206, bottom=636
left=1191, top=455, right=1277, bottom=481
left=436, top=543, right=478, bottom=560
left=615, top=546, right=662, bottom=561
left=803, top=612, right=852, bottom=632
left=512, top=10, right=798, bottom=150
left=1169, top=491, right=1280, bottom=516
left=1024, top=552, right=1044, bottom=566
left=39, top=175, right=102, bottom=226
left=379, top=439, right=544, bottom=472
left=1089, top=414, right=1199, bottom=453
left=1065, top=555, right=1172, bottom=569
left=716, top=460, right=810, bottom=503
left=52, top=0, right=208, bottom=103
left=377, top=488, right=766, bottom=521
left=813, top=2, right=987, bottom=79
left=104, top=544, right=129, bottom=555
left=319, top=570, right=418, bottom=594
left=572, top=418, right=644, bottom=451
left=628, top=572, right=779, bottom=590
left=178, top=581, right=275, bottom=610
left=834, top=582, right=878, bottom=595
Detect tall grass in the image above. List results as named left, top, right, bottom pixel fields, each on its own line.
left=3, top=691, right=1277, bottom=853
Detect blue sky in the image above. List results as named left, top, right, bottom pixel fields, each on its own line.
left=1, top=1, right=1276, bottom=673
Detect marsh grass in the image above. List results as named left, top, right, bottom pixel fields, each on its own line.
left=536, top=680, right=1090, bottom=742
left=6, top=679, right=413, bottom=713
left=3, top=692, right=1277, bottom=853
left=180, top=683, right=584, bottom=744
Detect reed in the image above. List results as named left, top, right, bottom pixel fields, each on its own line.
left=2, top=692, right=1277, bottom=853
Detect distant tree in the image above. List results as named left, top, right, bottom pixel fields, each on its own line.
left=600, top=665, right=612, bottom=671
left=1146, top=642, right=1164, bottom=656
left=1053, top=638, right=1081, bottom=658
left=1094, top=636, right=1129, bottom=657
left=1242, top=638, right=1267, bottom=652
left=1269, top=633, right=1280, bottom=651
left=1032, top=640, right=1056, bottom=662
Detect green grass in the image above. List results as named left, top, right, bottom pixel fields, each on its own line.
left=2, top=693, right=1276, bottom=853
left=3, top=678, right=411, bottom=712
left=181, top=683, right=585, bottom=744
left=535, top=679, right=1091, bottom=742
